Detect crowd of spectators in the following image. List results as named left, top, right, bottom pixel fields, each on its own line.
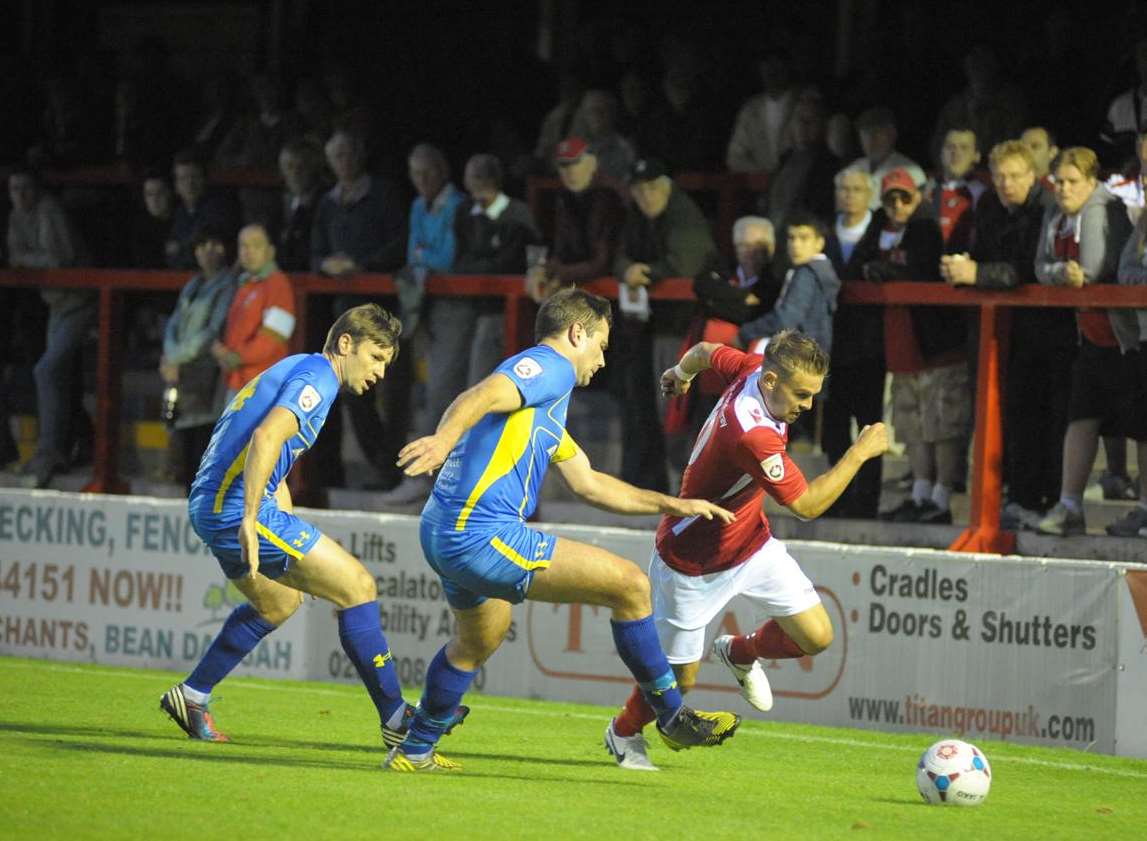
left=5, top=29, right=1147, bottom=541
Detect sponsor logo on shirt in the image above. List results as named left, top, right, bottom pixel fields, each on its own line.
left=514, top=357, right=543, bottom=379
left=298, top=384, right=321, bottom=412
left=761, top=453, right=785, bottom=482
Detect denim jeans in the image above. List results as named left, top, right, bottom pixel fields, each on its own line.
left=32, top=300, right=96, bottom=462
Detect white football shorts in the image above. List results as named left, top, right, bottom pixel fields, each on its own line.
left=649, top=536, right=821, bottom=664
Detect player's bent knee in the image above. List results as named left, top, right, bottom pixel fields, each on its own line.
left=616, top=562, right=651, bottom=611
left=259, top=591, right=304, bottom=626
left=800, top=623, right=834, bottom=655
left=348, top=566, right=377, bottom=604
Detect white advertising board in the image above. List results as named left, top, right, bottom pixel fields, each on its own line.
left=1, top=490, right=1142, bottom=757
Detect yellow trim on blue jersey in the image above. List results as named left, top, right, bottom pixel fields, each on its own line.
left=213, top=443, right=250, bottom=513
left=454, top=408, right=535, bottom=531
left=490, top=536, right=550, bottom=571
left=229, top=374, right=262, bottom=413
left=255, top=522, right=305, bottom=559
left=551, top=429, right=579, bottom=463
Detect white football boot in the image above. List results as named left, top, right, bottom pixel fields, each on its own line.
left=712, top=635, right=774, bottom=712
left=604, top=719, right=659, bottom=771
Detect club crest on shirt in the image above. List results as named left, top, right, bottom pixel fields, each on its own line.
left=761, top=453, right=785, bottom=482
left=514, top=357, right=543, bottom=379
left=297, top=384, right=321, bottom=412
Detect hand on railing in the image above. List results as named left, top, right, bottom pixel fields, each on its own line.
left=940, top=254, right=977, bottom=286
left=1063, top=260, right=1086, bottom=288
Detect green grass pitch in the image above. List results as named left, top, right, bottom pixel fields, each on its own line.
left=1, top=656, right=1144, bottom=840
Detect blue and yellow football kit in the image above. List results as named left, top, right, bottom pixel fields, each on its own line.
left=421, top=345, right=580, bottom=609
left=188, top=353, right=339, bottom=579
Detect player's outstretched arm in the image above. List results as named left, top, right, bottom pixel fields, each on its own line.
left=659, top=341, right=724, bottom=397
left=785, top=423, right=889, bottom=520
left=397, top=373, right=524, bottom=477
left=239, top=407, right=301, bottom=578
left=555, top=448, right=735, bottom=522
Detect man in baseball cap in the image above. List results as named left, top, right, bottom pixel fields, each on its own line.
left=856, top=165, right=965, bottom=526
left=534, top=136, right=624, bottom=300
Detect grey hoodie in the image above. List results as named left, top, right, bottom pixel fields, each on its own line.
left=739, top=254, right=841, bottom=354
left=1035, top=183, right=1139, bottom=351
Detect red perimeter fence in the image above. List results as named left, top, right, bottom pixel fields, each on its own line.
left=4, top=267, right=1147, bottom=555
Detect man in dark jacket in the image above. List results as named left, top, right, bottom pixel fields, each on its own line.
left=533, top=136, right=624, bottom=297
left=857, top=169, right=959, bottom=524
left=941, top=139, right=1071, bottom=528
left=612, top=158, right=718, bottom=491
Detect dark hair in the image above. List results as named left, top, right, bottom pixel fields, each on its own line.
left=535, top=288, right=612, bottom=342
left=855, top=106, right=896, bottom=132
left=192, top=224, right=229, bottom=251
left=279, top=137, right=323, bottom=171
left=324, top=303, right=403, bottom=355
left=173, top=146, right=207, bottom=171
left=943, top=125, right=979, bottom=153
left=785, top=211, right=827, bottom=240
left=465, top=153, right=503, bottom=190
left=763, top=329, right=829, bottom=380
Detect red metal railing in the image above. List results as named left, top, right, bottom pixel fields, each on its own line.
left=3, top=267, right=1147, bottom=555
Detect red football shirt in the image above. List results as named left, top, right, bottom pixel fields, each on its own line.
left=655, top=346, right=808, bottom=576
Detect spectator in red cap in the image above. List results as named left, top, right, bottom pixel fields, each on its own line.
left=527, top=137, right=624, bottom=303
left=852, top=168, right=962, bottom=524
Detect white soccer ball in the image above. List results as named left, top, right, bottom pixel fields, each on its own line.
left=915, top=739, right=992, bottom=806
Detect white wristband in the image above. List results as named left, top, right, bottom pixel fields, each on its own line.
left=673, top=363, right=696, bottom=382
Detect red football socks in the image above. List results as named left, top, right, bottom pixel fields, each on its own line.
left=729, top=620, right=806, bottom=664
left=613, top=686, right=657, bottom=737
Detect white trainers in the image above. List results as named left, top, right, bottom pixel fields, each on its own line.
left=712, top=635, right=774, bottom=712
left=604, top=719, right=659, bottom=771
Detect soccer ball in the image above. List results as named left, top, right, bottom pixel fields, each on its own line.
left=915, top=739, right=992, bottom=806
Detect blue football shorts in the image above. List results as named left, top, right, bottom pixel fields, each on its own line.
left=190, top=495, right=323, bottom=580
left=419, top=515, right=559, bottom=610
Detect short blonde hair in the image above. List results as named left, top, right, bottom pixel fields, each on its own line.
left=1055, top=146, right=1099, bottom=180
left=763, top=329, right=829, bottom=380
left=989, top=139, right=1035, bottom=172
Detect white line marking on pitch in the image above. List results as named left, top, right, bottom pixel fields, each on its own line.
left=3, top=659, right=1145, bottom=781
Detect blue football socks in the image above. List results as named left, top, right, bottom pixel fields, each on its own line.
left=401, top=646, right=478, bottom=756
left=185, top=603, right=275, bottom=697
left=611, top=615, right=683, bottom=728
left=338, top=602, right=406, bottom=727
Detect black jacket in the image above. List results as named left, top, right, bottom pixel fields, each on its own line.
left=852, top=208, right=963, bottom=361
left=827, top=219, right=882, bottom=363
left=691, top=256, right=772, bottom=324
left=970, top=181, right=1076, bottom=349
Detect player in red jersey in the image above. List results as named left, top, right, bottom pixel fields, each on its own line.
left=603, top=329, right=888, bottom=770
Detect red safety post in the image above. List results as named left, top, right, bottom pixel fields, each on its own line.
left=950, top=304, right=1015, bottom=554
left=85, top=283, right=130, bottom=494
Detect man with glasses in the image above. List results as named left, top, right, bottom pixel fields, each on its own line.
left=940, top=140, right=1069, bottom=530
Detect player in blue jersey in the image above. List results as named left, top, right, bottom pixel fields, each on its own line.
left=160, top=304, right=465, bottom=749
left=385, top=288, right=743, bottom=772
